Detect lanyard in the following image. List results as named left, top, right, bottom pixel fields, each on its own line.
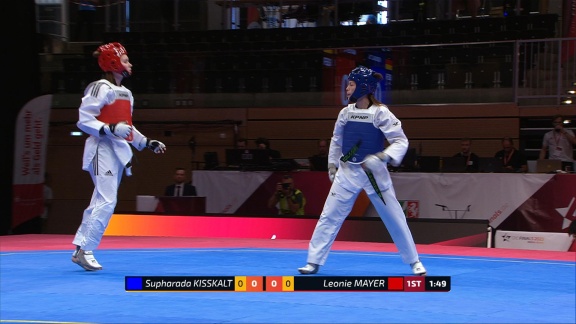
left=503, top=149, right=514, bottom=165
left=462, top=153, right=471, bottom=165
left=553, top=132, right=561, bottom=148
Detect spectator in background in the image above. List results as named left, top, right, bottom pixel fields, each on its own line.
left=255, top=137, right=281, bottom=159
left=494, top=137, right=527, bottom=172
left=365, top=14, right=377, bottom=24
left=76, top=0, right=99, bottom=41
left=164, top=168, right=197, bottom=197
left=267, top=174, right=306, bottom=215
left=247, top=17, right=263, bottom=29
left=236, top=137, right=248, bottom=149
left=539, top=115, right=575, bottom=171
left=453, top=138, right=479, bottom=172
left=309, top=139, right=329, bottom=171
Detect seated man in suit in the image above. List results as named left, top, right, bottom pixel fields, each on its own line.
left=164, top=167, right=197, bottom=196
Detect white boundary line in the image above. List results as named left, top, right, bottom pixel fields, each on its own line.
left=1, top=248, right=574, bottom=266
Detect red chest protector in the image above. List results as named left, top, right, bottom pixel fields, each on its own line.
left=97, top=94, right=133, bottom=141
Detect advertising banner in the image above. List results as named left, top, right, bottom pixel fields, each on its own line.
left=562, top=0, right=576, bottom=62
left=494, top=230, right=574, bottom=251
left=12, top=95, right=52, bottom=229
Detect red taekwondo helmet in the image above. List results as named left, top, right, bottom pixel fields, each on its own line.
left=348, top=66, right=378, bottom=103
left=97, top=42, right=130, bottom=77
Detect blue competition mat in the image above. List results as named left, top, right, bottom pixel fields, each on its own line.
left=1, top=248, right=575, bottom=323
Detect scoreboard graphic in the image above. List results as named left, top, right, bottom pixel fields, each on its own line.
left=126, top=276, right=451, bottom=292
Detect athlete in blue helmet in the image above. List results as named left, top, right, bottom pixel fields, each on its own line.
left=298, top=66, right=426, bottom=276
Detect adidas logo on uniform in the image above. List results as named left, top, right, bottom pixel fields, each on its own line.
left=104, top=170, right=113, bottom=176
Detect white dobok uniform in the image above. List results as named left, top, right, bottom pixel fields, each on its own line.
left=305, top=103, right=420, bottom=266
left=73, top=80, right=148, bottom=251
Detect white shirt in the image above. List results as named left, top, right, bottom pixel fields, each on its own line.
left=542, top=129, right=575, bottom=162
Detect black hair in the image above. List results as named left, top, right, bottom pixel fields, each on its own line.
left=552, top=114, right=563, bottom=123
left=255, top=137, right=270, bottom=148
left=502, top=137, right=514, bottom=145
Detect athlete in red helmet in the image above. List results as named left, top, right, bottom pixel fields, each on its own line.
left=71, top=42, right=166, bottom=271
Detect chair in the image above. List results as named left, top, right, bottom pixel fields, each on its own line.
left=127, top=72, right=150, bottom=93
left=395, top=35, right=417, bottom=46
left=417, top=156, right=441, bottom=172
left=203, top=72, right=221, bottom=93
left=221, top=70, right=239, bottom=93
left=519, top=29, right=554, bottom=40
left=441, top=33, right=472, bottom=44
left=149, top=71, right=171, bottom=93
left=183, top=31, right=204, bottom=44
left=470, top=32, right=494, bottom=43
left=164, top=32, right=184, bottom=44
left=102, top=32, right=122, bottom=44
left=429, top=48, right=451, bottom=65
left=441, top=157, right=467, bottom=173
left=141, top=32, right=164, bottom=45
left=123, top=32, right=142, bottom=45
left=290, top=68, right=318, bottom=92
left=409, top=49, right=430, bottom=66
left=472, top=62, right=499, bottom=88
left=267, top=69, right=289, bottom=93
left=492, top=30, right=520, bottom=41
left=445, top=63, right=467, bottom=89
left=420, top=34, right=442, bottom=45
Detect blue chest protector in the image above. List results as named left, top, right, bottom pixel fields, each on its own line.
left=341, top=112, right=385, bottom=164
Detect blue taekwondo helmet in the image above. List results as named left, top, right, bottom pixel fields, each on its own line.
left=347, top=66, right=378, bottom=103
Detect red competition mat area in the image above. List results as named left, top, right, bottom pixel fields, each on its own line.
left=2, top=234, right=574, bottom=262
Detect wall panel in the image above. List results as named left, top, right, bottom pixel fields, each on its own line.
left=42, top=103, right=567, bottom=233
